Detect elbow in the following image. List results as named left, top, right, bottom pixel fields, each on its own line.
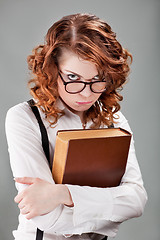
left=119, top=184, right=148, bottom=222
left=110, top=183, right=148, bottom=223
left=127, top=184, right=148, bottom=220
left=135, top=186, right=148, bottom=218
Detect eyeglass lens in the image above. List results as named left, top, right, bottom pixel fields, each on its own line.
left=65, top=81, right=106, bottom=93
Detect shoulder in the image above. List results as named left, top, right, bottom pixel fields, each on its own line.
left=6, top=101, right=31, bottom=116
left=5, top=101, right=42, bottom=135
left=113, top=111, right=127, bottom=126
left=6, top=101, right=47, bottom=125
left=113, top=111, right=133, bottom=134
left=5, top=101, right=44, bottom=145
left=6, top=101, right=34, bottom=126
left=5, top=101, right=50, bottom=137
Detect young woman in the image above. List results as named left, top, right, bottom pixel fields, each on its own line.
left=5, top=13, right=147, bottom=240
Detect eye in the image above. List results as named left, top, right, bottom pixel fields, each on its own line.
left=67, top=74, right=80, bottom=81
left=92, top=75, right=100, bottom=81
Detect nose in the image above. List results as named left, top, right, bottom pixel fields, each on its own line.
left=80, top=85, right=92, bottom=98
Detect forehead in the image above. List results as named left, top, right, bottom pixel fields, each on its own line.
left=58, top=48, right=98, bottom=78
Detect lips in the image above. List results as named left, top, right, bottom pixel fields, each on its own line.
left=76, top=101, right=92, bottom=105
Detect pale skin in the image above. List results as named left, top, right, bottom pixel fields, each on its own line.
left=14, top=177, right=73, bottom=220
left=14, top=48, right=102, bottom=220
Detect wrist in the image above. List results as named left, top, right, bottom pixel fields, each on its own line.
left=57, top=184, right=74, bottom=207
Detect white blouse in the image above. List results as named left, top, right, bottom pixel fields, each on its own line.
left=5, top=100, right=147, bottom=240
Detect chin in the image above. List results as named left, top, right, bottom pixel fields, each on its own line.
left=74, top=105, right=92, bottom=112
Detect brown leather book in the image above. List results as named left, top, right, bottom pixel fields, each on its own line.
left=52, top=128, right=131, bottom=187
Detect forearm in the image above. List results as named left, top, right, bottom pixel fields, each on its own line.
left=31, top=181, right=147, bottom=237
left=14, top=178, right=74, bottom=219
left=31, top=184, right=75, bottom=232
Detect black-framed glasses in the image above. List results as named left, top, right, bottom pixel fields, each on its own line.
left=58, top=72, right=107, bottom=94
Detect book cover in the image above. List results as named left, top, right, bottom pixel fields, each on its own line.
left=52, top=128, right=131, bottom=187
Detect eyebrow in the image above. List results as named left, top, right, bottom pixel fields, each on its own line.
left=63, top=69, right=99, bottom=79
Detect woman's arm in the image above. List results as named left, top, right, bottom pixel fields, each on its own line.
left=64, top=111, right=147, bottom=229
left=5, top=104, right=147, bottom=237
left=5, top=103, right=70, bottom=231
left=14, top=177, right=73, bottom=219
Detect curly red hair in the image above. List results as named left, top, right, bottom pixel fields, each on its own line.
left=27, top=13, right=132, bottom=128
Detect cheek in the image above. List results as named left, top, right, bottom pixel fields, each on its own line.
left=94, top=93, right=102, bottom=102
left=57, top=79, right=65, bottom=97
left=57, top=79, right=73, bottom=103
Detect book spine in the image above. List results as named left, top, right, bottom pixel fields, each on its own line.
left=52, top=137, right=68, bottom=184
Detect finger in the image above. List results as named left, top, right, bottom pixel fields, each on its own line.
left=20, top=207, right=30, bottom=215
left=14, top=177, right=35, bottom=185
left=14, top=193, right=23, bottom=203
left=25, top=211, right=36, bottom=220
left=18, top=201, right=25, bottom=209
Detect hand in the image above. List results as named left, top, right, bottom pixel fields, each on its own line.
left=14, top=177, right=73, bottom=220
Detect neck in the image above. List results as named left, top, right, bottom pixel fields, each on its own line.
left=59, top=97, right=86, bottom=127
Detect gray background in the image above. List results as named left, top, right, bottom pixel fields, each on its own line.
left=0, top=0, right=159, bottom=239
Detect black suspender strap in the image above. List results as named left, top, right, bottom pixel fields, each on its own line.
left=27, top=99, right=50, bottom=166
left=27, top=99, right=50, bottom=240
left=109, top=122, right=114, bottom=128
left=35, top=228, right=44, bottom=240
left=102, top=237, right=108, bottom=240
